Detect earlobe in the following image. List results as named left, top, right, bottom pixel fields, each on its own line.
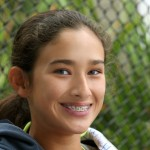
left=9, top=66, right=30, bottom=98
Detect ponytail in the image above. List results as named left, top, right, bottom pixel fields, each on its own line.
left=0, top=93, right=31, bottom=129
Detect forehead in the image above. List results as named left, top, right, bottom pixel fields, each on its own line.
left=55, top=27, right=101, bottom=45
left=36, top=27, right=104, bottom=65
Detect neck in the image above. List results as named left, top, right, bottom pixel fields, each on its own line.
left=29, top=125, right=82, bottom=150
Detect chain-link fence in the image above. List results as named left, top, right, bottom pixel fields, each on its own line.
left=0, top=0, right=150, bottom=149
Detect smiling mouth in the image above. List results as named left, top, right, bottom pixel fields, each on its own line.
left=61, top=104, right=91, bottom=112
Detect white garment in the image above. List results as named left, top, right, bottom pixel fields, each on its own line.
left=81, top=128, right=118, bottom=150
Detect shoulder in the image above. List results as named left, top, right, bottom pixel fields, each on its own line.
left=0, top=120, right=43, bottom=150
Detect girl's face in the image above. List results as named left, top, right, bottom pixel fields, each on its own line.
left=28, top=27, right=105, bottom=135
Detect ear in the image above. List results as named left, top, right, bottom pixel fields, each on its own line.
left=8, top=66, right=30, bottom=98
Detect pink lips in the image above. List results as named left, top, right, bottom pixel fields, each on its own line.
left=61, top=103, right=92, bottom=117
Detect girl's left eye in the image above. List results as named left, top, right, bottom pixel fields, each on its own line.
left=88, top=70, right=101, bottom=75
left=54, top=69, right=70, bottom=75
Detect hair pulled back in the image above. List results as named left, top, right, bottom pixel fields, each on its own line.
left=0, top=10, right=111, bottom=128
left=12, top=10, right=111, bottom=72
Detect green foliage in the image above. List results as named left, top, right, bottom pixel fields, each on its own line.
left=94, top=0, right=150, bottom=149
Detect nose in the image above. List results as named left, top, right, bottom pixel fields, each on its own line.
left=70, top=75, right=92, bottom=99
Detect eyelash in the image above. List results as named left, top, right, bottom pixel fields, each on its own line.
left=54, top=69, right=71, bottom=75
left=88, top=70, right=101, bottom=75
left=54, top=69, right=102, bottom=75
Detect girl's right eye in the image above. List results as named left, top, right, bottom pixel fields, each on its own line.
left=54, top=69, right=71, bottom=75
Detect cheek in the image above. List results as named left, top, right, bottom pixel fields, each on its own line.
left=29, top=79, right=64, bottom=116
left=95, top=82, right=105, bottom=114
left=34, top=76, right=66, bottom=102
left=93, top=79, right=106, bottom=103
left=96, top=78, right=106, bottom=93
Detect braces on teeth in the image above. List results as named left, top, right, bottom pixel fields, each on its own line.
left=67, top=106, right=89, bottom=112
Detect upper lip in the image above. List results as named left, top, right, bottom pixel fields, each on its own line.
left=60, top=103, right=92, bottom=106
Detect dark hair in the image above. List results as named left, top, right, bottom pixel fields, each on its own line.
left=0, top=93, right=31, bottom=129
left=0, top=10, right=111, bottom=128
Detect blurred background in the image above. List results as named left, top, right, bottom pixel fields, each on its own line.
left=0, top=0, right=150, bottom=149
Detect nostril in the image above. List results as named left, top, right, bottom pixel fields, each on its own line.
left=70, top=77, right=92, bottom=98
left=70, top=87, right=92, bottom=98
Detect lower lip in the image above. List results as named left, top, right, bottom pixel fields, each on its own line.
left=61, top=105, right=91, bottom=117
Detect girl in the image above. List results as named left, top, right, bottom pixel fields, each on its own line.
left=0, top=10, right=117, bottom=150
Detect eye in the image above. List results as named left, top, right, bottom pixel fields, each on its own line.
left=88, top=70, right=101, bottom=75
left=54, top=69, right=71, bottom=75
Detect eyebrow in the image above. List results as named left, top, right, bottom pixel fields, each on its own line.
left=49, top=59, right=104, bottom=65
left=49, top=59, right=74, bottom=65
left=90, top=60, right=104, bottom=65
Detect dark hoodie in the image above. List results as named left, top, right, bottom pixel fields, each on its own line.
left=0, top=120, right=117, bottom=150
left=0, top=120, right=43, bottom=150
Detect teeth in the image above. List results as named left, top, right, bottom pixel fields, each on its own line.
left=64, top=105, right=90, bottom=112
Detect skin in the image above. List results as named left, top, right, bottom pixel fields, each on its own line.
left=9, top=27, right=105, bottom=150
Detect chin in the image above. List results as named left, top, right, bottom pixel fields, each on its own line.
left=72, top=124, right=90, bottom=134
left=66, top=119, right=94, bottom=134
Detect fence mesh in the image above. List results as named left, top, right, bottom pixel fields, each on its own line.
left=0, top=0, right=150, bottom=149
